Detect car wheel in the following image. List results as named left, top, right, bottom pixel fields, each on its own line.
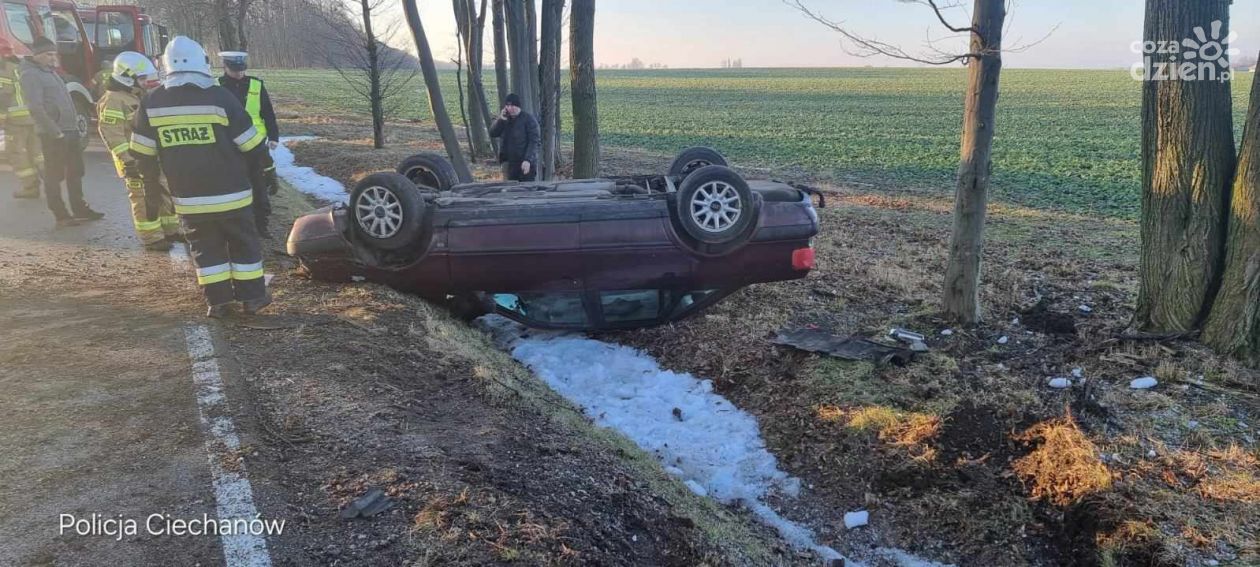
left=349, top=172, right=427, bottom=251
left=668, top=147, right=728, bottom=180
left=74, top=98, right=92, bottom=151
left=396, top=153, right=459, bottom=191
left=675, top=165, right=755, bottom=245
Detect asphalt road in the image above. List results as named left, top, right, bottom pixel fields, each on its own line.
left=0, top=144, right=239, bottom=565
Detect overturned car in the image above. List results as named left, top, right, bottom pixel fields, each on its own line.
left=287, top=147, right=822, bottom=330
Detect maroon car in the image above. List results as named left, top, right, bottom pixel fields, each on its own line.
left=286, top=148, right=821, bottom=330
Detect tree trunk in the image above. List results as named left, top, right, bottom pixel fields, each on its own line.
left=1203, top=57, right=1260, bottom=363
left=402, top=0, right=474, bottom=182
left=361, top=0, right=384, bottom=149
left=453, top=0, right=491, bottom=159
left=539, top=0, right=564, bottom=180
left=1134, top=0, right=1236, bottom=332
left=491, top=0, right=509, bottom=106
left=569, top=0, right=598, bottom=178
left=503, top=0, right=535, bottom=115
left=525, top=0, right=542, bottom=114
left=941, top=0, right=1005, bottom=324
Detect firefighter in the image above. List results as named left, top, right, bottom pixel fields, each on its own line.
left=131, top=37, right=271, bottom=318
left=98, top=51, right=178, bottom=250
left=217, top=51, right=278, bottom=238
left=0, top=37, right=42, bottom=200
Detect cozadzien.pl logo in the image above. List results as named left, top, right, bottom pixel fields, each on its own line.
left=1130, top=20, right=1239, bottom=82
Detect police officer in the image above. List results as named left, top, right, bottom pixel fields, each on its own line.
left=98, top=51, right=178, bottom=250
left=217, top=51, right=278, bottom=238
left=1, top=37, right=42, bottom=200
left=131, top=37, right=271, bottom=318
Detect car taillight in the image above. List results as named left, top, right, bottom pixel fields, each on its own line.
left=792, top=247, right=815, bottom=271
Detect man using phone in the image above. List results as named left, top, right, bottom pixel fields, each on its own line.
left=488, top=93, right=540, bottom=181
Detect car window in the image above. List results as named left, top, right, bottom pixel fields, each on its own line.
left=96, top=10, right=132, bottom=48
left=494, top=293, right=588, bottom=325
left=4, top=3, right=35, bottom=45
left=599, top=290, right=668, bottom=323
left=50, top=10, right=78, bottom=42
left=670, top=290, right=719, bottom=317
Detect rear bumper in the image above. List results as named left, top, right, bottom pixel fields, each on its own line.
left=287, top=206, right=351, bottom=259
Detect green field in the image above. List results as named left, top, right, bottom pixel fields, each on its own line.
left=259, top=68, right=1254, bottom=218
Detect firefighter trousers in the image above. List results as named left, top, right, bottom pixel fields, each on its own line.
left=184, top=209, right=266, bottom=307
left=124, top=176, right=178, bottom=245
left=6, top=123, right=42, bottom=193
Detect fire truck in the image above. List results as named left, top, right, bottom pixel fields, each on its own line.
left=1, top=0, right=167, bottom=151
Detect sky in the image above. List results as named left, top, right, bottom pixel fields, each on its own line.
left=393, top=0, right=1260, bottom=70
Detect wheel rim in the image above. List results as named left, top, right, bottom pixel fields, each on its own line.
left=355, top=186, right=404, bottom=239
left=681, top=159, right=711, bottom=175
left=405, top=166, right=441, bottom=190
left=77, top=113, right=89, bottom=139
left=689, top=181, right=742, bottom=233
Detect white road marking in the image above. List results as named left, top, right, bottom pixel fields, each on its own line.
left=184, top=324, right=272, bottom=567
left=170, top=241, right=273, bottom=567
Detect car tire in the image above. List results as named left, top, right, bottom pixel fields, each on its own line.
left=349, top=172, right=428, bottom=251
left=668, top=146, right=728, bottom=180
left=675, top=165, right=755, bottom=245
left=397, top=153, right=459, bottom=191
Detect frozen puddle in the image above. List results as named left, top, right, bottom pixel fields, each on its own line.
left=477, top=315, right=845, bottom=562
left=274, top=136, right=349, bottom=204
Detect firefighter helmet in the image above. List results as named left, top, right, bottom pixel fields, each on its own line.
left=163, top=36, right=211, bottom=77
left=111, top=51, right=157, bottom=87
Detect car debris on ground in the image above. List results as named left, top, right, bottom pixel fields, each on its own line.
left=338, top=488, right=392, bottom=520
left=772, top=326, right=918, bottom=365
left=1130, top=376, right=1159, bottom=389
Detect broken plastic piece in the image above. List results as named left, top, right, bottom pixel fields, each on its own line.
left=339, top=488, right=392, bottom=519
left=773, top=327, right=916, bottom=365
left=843, top=510, right=869, bottom=529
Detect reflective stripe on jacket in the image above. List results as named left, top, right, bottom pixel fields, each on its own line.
left=1, top=61, right=32, bottom=125
left=97, top=88, right=141, bottom=177
left=131, top=83, right=266, bottom=216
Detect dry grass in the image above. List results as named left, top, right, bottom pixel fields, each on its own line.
left=837, top=405, right=942, bottom=461
left=1014, top=413, right=1114, bottom=506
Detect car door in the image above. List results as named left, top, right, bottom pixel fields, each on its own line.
left=446, top=202, right=584, bottom=293
left=580, top=197, right=692, bottom=291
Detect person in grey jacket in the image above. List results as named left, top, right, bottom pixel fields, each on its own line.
left=21, top=37, right=101, bottom=227
left=488, top=93, right=540, bottom=181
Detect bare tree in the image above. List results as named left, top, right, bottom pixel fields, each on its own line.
left=1133, top=0, right=1236, bottom=332
left=1204, top=60, right=1260, bottom=363
left=789, top=0, right=1052, bottom=323
left=402, top=0, right=474, bottom=182
left=569, top=0, right=598, bottom=178
left=525, top=0, right=542, bottom=113
left=454, top=0, right=494, bottom=158
left=503, top=0, right=536, bottom=115
left=538, top=0, right=565, bottom=179
left=317, top=0, right=418, bottom=149
left=491, top=0, right=510, bottom=105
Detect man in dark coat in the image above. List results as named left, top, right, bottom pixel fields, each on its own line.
left=488, top=93, right=540, bottom=181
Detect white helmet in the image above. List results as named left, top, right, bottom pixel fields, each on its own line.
left=111, top=51, right=156, bottom=87
left=162, top=35, right=211, bottom=77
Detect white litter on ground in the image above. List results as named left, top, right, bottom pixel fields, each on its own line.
left=844, top=510, right=869, bottom=529
left=1048, top=378, right=1071, bottom=389
left=477, top=315, right=843, bottom=562
left=1130, top=376, right=1158, bottom=390
left=274, top=136, right=348, bottom=204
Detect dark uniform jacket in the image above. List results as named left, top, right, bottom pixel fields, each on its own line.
left=129, top=83, right=268, bottom=216
left=489, top=111, right=540, bottom=165
left=218, top=75, right=279, bottom=142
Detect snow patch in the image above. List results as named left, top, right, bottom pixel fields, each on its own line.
left=476, top=315, right=843, bottom=562
left=274, top=136, right=348, bottom=204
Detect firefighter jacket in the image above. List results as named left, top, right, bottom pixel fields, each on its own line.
left=0, top=57, right=32, bottom=126
left=97, top=84, right=141, bottom=176
left=130, top=82, right=268, bottom=217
